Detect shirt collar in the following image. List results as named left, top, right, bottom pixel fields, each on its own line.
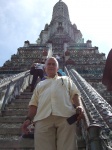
left=45, top=74, right=58, bottom=79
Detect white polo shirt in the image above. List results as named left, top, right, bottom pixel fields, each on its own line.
left=29, top=75, right=80, bottom=122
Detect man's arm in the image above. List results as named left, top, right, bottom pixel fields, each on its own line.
left=26, top=105, right=37, bottom=120
left=72, top=94, right=84, bottom=120
left=72, top=94, right=82, bottom=107
left=21, top=105, right=37, bottom=134
left=30, top=66, right=35, bottom=75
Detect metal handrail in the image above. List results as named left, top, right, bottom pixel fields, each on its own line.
left=0, top=70, right=32, bottom=115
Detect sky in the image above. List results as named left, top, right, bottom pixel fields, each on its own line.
left=0, top=0, right=112, bottom=67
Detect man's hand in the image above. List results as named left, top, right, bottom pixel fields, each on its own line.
left=76, top=106, right=84, bottom=121
left=21, top=105, right=37, bottom=134
left=21, top=120, right=31, bottom=135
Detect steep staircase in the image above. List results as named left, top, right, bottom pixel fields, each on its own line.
left=0, top=85, right=85, bottom=150
left=0, top=86, right=34, bottom=150
left=0, top=69, right=111, bottom=149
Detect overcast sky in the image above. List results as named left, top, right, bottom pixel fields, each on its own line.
left=0, top=0, right=112, bottom=67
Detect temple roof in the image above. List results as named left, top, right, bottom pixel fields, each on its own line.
left=52, top=0, right=70, bottom=21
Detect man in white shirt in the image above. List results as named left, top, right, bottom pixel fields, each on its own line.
left=22, top=57, right=84, bottom=150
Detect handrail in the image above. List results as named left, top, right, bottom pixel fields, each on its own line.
left=0, top=70, right=29, bottom=86
left=65, top=67, right=90, bottom=126
left=0, top=70, right=32, bottom=115
left=66, top=68, right=112, bottom=150
left=65, top=67, right=90, bottom=149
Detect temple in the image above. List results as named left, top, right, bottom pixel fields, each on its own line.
left=0, top=1, right=112, bottom=149
left=0, top=0, right=111, bottom=104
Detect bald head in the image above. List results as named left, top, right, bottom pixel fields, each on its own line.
left=45, top=57, right=59, bottom=68
left=44, top=57, right=59, bottom=78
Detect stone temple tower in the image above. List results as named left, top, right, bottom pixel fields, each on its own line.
left=0, top=0, right=106, bottom=90
left=40, top=0, right=83, bottom=54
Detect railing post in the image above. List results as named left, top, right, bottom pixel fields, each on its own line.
left=87, top=124, right=103, bottom=150
left=1, top=81, right=12, bottom=116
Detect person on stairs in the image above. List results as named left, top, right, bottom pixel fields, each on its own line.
left=30, top=62, right=44, bottom=92
left=22, top=57, right=84, bottom=150
left=57, top=68, right=66, bottom=76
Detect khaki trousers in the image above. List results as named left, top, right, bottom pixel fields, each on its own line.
left=34, top=115, right=78, bottom=150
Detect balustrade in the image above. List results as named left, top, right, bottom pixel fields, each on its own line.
left=65, top=67, right=112, bottom=150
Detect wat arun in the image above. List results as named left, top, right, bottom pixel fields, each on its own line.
left=0, top=0, right=111, bottom=104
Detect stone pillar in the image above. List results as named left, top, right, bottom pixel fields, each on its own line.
left=64, top=43, right=67, bottom=52
left=87, top=124, right=102, bottom=150
left=47, top=43, right=52, bottom=58
left=86, top=40, right=92, bottom=47
left=24, top=40, right=30, bottom=47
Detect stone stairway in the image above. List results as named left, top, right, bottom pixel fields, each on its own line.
left=0, top=86, right=34, bottom=150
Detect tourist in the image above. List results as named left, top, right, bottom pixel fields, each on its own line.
left=30, top=62, right=44, bottom=92
left=22, top=57, right=84, bottom=150
left=57, top=68, right=66, bottom=76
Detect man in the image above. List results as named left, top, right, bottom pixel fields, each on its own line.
left=22, top=57, right=84, bottom=150
left=30, top=62, right=44, bottom=92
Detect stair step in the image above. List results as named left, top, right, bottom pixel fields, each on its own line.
left=2, top=109, right=28, bottom=116
left=0, top=135, right=20, bottom=140
left=6, top=103, right=29, bottom=109
left=0, top=134, right=34, bottom=140
left=16, top=95, right=32, bottom=99
left=0, top=123, right=22, bottom=135
left=0, top=138, right=34, bottom=149
left=13, top=99, right=31, bottom=103
left=24, top=89, right=32, bottom=92
left=0, top=116, right=25, bottom=123
left=21, top=92, right=32, bottom=95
